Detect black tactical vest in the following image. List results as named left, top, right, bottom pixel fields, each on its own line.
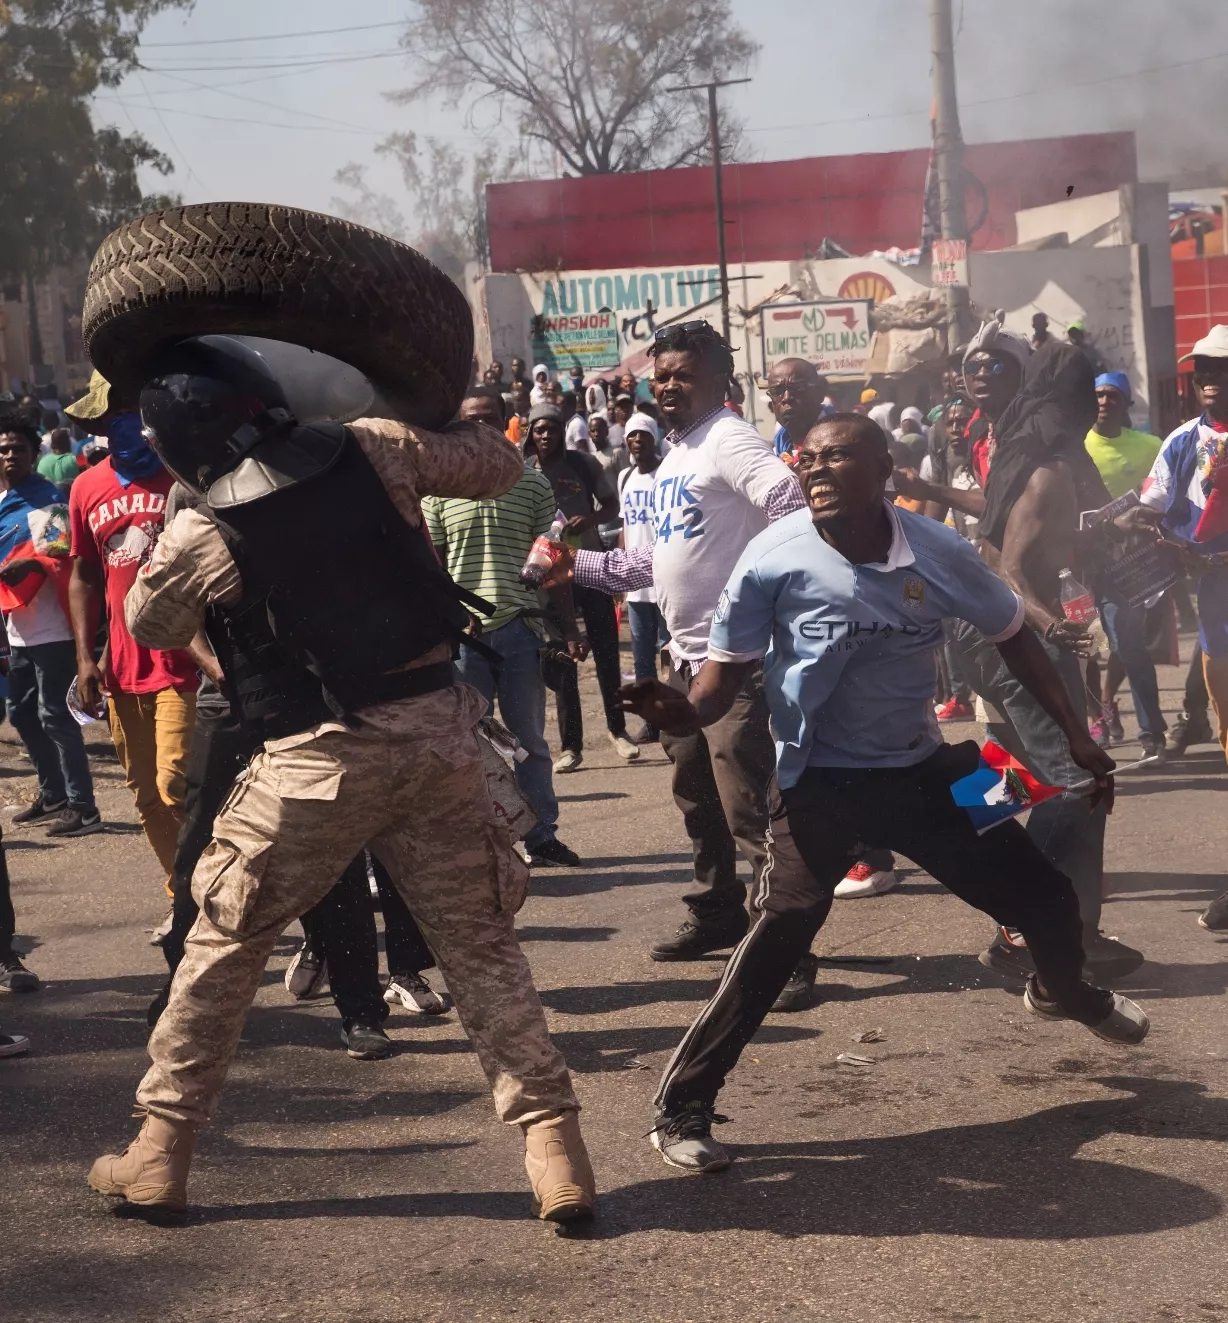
left=200, top=426, right=484, bottom=739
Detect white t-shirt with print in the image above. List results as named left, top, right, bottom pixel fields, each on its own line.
left=619, top=465, right=659, bottom=604
left=651, top=409, right=794, bottom=660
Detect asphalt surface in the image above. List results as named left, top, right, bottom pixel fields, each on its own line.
left=3, top=638, right=1226, bottom=1323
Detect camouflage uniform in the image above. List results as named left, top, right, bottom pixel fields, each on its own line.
left=126, top=418, right=578, bottom=1128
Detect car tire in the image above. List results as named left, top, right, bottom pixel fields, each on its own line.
left=82, top=202, right=473, bottom=428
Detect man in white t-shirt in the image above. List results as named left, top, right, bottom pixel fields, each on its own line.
left=618, top=413, right=669, bottom=740
left=561, top=393, right=590, bottom=452
left=545, top=322, right=823, bottom=1008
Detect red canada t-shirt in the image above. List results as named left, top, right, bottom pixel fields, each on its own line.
left=69, top=459, right=199, bottom=696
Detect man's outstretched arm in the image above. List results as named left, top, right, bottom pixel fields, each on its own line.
left=994, top=625, right=1116, bottom=809
left=618, top=660, right=753, bottom=735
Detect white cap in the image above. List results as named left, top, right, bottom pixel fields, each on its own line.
left=624, top=412, right=660, bottom=443
left=1181, top=325, right=1228, bottom=361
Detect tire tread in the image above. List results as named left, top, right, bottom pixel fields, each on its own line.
left=83, top=202, right=472, bottom=427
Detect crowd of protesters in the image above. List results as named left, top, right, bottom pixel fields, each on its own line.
left=1, top=317, right=1224, bottom=1214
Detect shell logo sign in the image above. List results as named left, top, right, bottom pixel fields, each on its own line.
left=838, top=271, right=897, bottom=304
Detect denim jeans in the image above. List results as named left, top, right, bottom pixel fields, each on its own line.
left=1098, top=595, right=1165, bottom=739
left=953, top=622, right=1107, bottom=935
left=6, top=640, right=96, bottom=812
left=627, top=600, right=669, bottom=683
left=457, top=617, right=560, bottom=851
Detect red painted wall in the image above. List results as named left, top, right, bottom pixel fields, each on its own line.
left=1173, top=255, right=1228, bottom=364
left=487, top=132, right=1138, bottom=274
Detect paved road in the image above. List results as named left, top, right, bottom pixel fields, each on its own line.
left=3, top=642, right=1226, bottom=1323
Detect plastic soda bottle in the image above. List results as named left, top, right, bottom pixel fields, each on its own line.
left=519, top=510, right=568, bottom=587
left=1058, top=568, right=1105, bottom=652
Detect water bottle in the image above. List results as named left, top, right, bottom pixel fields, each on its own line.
left=1058, top=569, right=1105, bottom=653
left=519, top=510, right=568, bottom=587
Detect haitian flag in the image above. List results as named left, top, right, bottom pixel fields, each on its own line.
left=0, top=475, right=72, bottom=616
left=950, top=740, right=1063, bottom=834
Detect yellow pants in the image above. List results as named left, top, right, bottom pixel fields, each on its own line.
left=1205, top=651, right=1228, bottom=760
left=108, top=688, right=197, bottom=893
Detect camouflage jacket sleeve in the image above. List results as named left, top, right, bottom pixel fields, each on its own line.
left=349, top=417, right=523, bottom=524
left=124, top=509, right=242, bottom=649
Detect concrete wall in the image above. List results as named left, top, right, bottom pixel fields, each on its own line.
left=969, top=244, right=1155, bottom=426
left=1014, top=183, right=1172, bottom=308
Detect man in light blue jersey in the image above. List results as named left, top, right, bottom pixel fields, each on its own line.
left=622, top=412, right=1150, bottom=1173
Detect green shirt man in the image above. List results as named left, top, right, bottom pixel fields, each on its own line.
left=1085, top=372, right=1160, bottom=499
left=423, top=464, right=556, bottom=631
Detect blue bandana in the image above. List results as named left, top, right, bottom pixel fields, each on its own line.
left=1094, top=371, right=1133, bottom=404
left=104, top=412, right=163, bottom=487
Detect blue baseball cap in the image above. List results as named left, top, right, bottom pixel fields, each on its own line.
left=1094, top=371, right=1132, bottom=403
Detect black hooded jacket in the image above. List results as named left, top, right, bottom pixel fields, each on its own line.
left=979, top=342, right=1110, bottom=551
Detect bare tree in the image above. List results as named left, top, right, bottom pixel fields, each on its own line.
left=392, top=0, right=758, bottom=176
left=332, top=134, right=522, bottom=277
left=329, top=163, right=411, bottom=243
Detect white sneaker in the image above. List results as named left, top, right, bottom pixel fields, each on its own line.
left=285, top=945, right=329, bottom=999
left=0, top=1030, right=30, bottom=1058
left=609, top=732, right=641, bottom=761
left=833, top=863, right=899, bottom=899
left=553, top=749, right=583, bottom=774
left=385, top=972, right=450, bottom=1015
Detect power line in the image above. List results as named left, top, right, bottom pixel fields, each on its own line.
left=142, top=20, right=407, bottom=48
left=146, top=68, right=385, bottom=134
left=97, top=97, right=489, bottom=146
left=96, top=97, right=382, bottom=136
left=135, top=71, right=205, bottom=189
left=127, top=56, right=396, bottom=95
left=139, top=50, right=406, bottom=74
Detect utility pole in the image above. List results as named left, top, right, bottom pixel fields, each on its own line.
left=930, top=0, right=974, bottom=348
left=665, top=76, right=752, bottom=343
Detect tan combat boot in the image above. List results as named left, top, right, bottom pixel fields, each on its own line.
left=523, top=1109, right=596, bottom=1224
left=88, top=1113, right=197, bottom=1221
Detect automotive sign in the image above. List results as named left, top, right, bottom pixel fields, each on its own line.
left=761, top=299, right=873, bottom=377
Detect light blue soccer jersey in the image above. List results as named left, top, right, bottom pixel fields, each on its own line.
left=709, top=504, right=1023, bottom=787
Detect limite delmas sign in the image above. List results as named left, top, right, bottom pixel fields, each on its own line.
left=761, top=300, right=873, bottom=377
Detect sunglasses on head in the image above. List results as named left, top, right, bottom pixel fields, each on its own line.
left=654, top=320, right=711, bottom=339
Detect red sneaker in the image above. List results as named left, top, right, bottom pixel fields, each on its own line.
left=833, top=863, right=899, bottom=899
left=934, top=698, right=975, bottom=722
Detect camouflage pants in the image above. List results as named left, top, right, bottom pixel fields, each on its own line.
left=137, top=684, right=577, bottom=1128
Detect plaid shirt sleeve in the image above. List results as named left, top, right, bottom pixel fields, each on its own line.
left=762, top=474, right=806, bottom=521
left=573, top=545, right=654, bottom=593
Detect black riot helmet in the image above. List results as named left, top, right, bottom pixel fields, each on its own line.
left=139, top=336, right=294, bottom=493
